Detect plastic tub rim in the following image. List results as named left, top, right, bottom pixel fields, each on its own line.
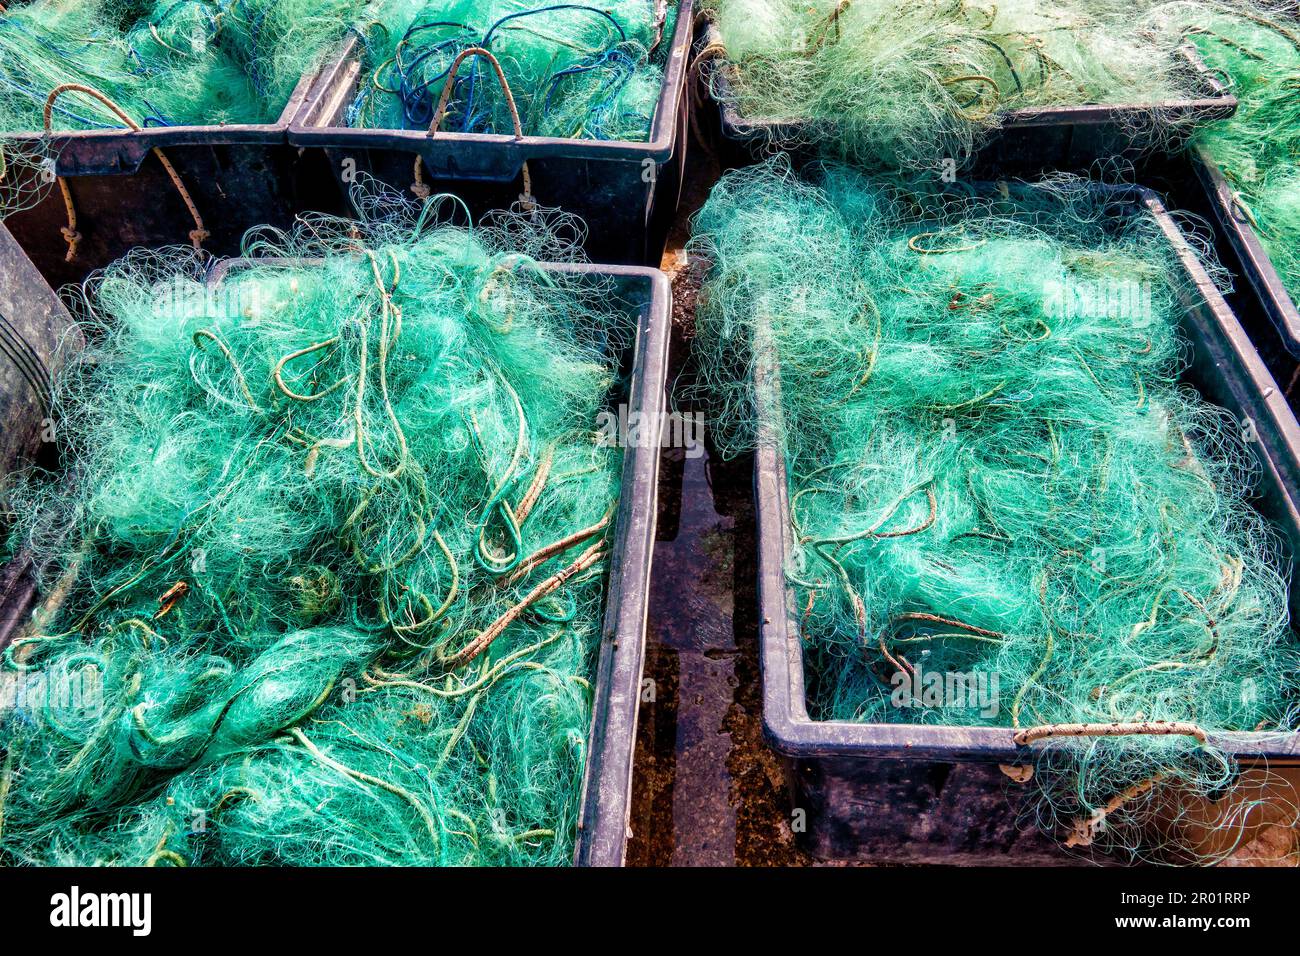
left=1, top=70, right=316, bottom=176
left=1192, top=145, right=1300, bottom=359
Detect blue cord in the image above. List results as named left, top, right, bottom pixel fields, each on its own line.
left=370, top=3, right=641, bottom=135
left=0, top=73, right=121, bottom=130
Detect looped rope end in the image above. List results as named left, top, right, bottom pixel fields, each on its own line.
left=410, top=153, right=432, bottom=199
left=57, top=174, right=81, bottom=261
left=60, top=226, right=82, bottom=262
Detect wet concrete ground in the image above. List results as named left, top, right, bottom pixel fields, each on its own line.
left=625, top=139, right=809, bottom=865
left=624, top=328, right=804, bottom=866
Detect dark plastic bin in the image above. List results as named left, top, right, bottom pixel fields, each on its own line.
left=0, top=70, right=329, bottom=289
left=700, top=22, right=1237, bottom=172
left=287, top=2, right=694, bottom=265
left=753, top=185, right=1300, bottom=864
left=0, top=222, right=81, bottom=480
left=0, top=254, right=671, bottom=867
left=1193, top=147, right=1300, bottom=361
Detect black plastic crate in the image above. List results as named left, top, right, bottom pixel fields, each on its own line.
left=700, top=21, right=1237, bottom=173
left=287, top=2, right=694, bottom=265
left=0, top=71, right=331, bottom=289
left=753, top=185, right=1300, bottom=864
left=0, top=253, right=671, bottom=867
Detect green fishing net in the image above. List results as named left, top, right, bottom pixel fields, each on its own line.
left=703, top=0, right=1213, bottom=168
left=689, top=157, right=1300, bottom=861
left=1178, top=3, right=1300, bottom=308
left=0, top=0, right=367, bottom=132
left=347, top=0, right=678, bottom=140
left=0, top=185, right=633, bottom=865
left=0, top=137, right=48, bottom=218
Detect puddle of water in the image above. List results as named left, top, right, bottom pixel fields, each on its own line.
left=639, top=451, right=739, bottom=865
left=623, top=128, right=841, bottom=867
left=625, top=248, right=803, bottom=865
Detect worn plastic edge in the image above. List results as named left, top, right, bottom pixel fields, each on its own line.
left=2, top=67, right=315, bottom=176
left=1192, top=146, right=1300, bottom=358
left=287, top=1, right=695, bottom=169
left=754, top=185, right=1300, bottom=765
left=572, top=265, right=670, bottom=866
left=0, top=222, right=79, bottom=652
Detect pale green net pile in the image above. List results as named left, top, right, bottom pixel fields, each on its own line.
left=1175, top=3, right=1300, bottom=307
left=0, top=189, right=633, bottom=865
left=690, top=158, right=1300, bottom=861
left=0, top=137, right=46, bottom=218
left=703, top=0, right=1217, bottom=167
left=347, top=0, right=677, bottom=140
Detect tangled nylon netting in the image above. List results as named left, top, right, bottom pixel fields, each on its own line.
left=689, top=158, right=1300, bottom=862
left=0, top=187, right=633, bottom=865
left=1175, top=3, right=1300, bottom=307
left=348, top=0, right=677, bottom=140
left=0, top=0, right=366, bottom=132
left=702, top=0, right=1217, bottom=168
left=0, top=137, right=48, bottom=218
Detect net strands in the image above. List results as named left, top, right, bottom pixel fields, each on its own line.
left=348, top=0, right=677, bottom=141
left=1177, top=3, right=1300, bottom=310
left=688, top=157, right=1300, bottom=862
left=0, top=186, right=634, bottom=866
left=0, top=137, right=50, bottom=218
left=703, top=0, right=1224, bottom=168
left=0, top=0, right=367, bottom=133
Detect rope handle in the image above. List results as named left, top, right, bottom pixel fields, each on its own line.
left=689, top=9, right=729, bottom=93
left=806, top=0, right=851, bottom=52
left=438, top=540, right=604, bottom=670
left=411, top=46, right=533, bottom=208
left=1013, top=720, right=1209, bottom=747
left=689, top=36, right=730, bottom=98
left=686, top=11, right=730, bottom=156
left=1230, top=189, right=1261, bottom=229
left=42, top=83, right=209, bottom=262
left=648, top=0, right=669, bottom=55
